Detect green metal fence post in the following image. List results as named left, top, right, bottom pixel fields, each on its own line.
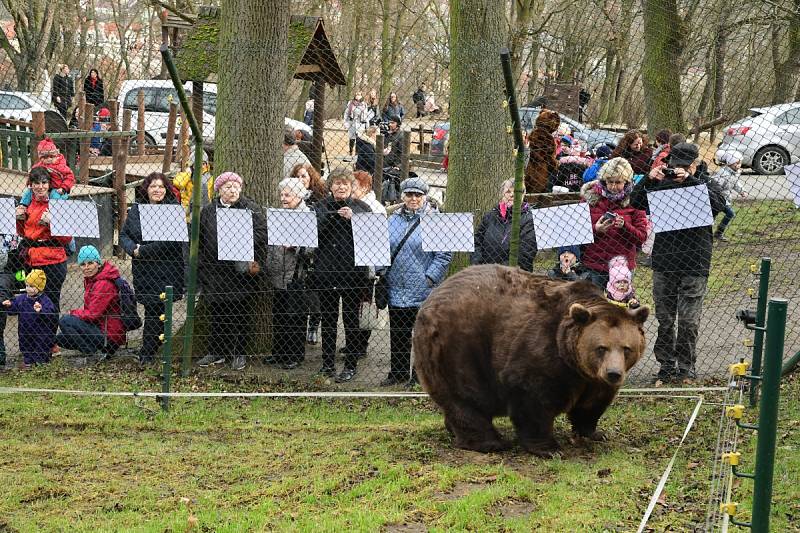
left=749, top=257, right=771, bottom=406
left=159, top=286, right=175, bottom=412
left=160, top=44, right=204, bottom=377
left=781, top=349, right=800, bottom=377
left=499, top=48, right=527, bottom=269
left=750, top=298, right=787, bottom=533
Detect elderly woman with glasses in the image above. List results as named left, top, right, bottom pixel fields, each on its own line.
left=380, top=177, right=451, bottom=387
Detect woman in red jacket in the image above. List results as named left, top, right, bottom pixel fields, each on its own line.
left=56, top=245, right=125, bottom=364
left=580, top=157, right=648, bottom=289
left=15, top=168, right=71, bottom=327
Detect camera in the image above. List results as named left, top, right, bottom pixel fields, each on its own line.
left=662, top=167, right=677, bottom=180
left=736, top=309, right=757, bottom=326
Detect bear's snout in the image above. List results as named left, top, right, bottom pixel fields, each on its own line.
left=606, top=369, right=623, bottom=383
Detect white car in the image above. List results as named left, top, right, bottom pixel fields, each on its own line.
left=718, top=102, right=800, bottom=175
left=0, top=91, right=49, bottom=122
left=118, top=80, right=312, bottom=147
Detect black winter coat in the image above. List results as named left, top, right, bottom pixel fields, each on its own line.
left=198, top=196, right=268, bottom=303
left=630, top=171, right=726, bottom=277
left=471, top=205, right=537, bottom=272
left=312, top=195, right=372, bottom=289
left=354, top=136, right=376, bottom=175
left=120, top=195, right=186, bottom=305
left=83, top=76, right=104, bottom=106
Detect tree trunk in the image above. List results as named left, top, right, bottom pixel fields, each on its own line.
left=215, top=0, right=289, bottom=354
left=641, top=0, right=686, bottom=134
left=771, top=0, right=800, bottom=105
left=449, top=0, right=512, bottom=271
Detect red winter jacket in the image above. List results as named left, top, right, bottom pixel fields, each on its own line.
left=580, top=181, right=648, bottom=272
left=71, top=261, right=125, bottom=346
left=31, top=154, right=76, bottom=193
left=17, top=197, right=71, bottom=266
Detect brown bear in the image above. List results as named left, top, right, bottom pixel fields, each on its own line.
left=413, top=264, right=648, bottom=456
left=524, top=109, right=561, bottom=193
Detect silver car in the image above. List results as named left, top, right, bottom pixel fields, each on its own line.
left=718, top=102, right=800, bottom=175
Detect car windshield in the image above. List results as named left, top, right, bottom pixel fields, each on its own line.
left=203, top=93, right=216, bottom=116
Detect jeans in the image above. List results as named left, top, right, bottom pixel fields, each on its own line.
left=56, top=314, right=109, bottom=355
left=652, top=271, right=708, bottom=375
left=716, top=205, right=736, bottom=235
left=0, top=310, right=6, bottom=365
left=388, top=306, right=419, bottom=381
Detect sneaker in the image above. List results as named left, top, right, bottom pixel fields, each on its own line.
left=335, top=366, right=357, bottom=383
left=714, top=233, right=728, bottom=242
left=231, top=355, right=246, bottom=371
left=318, top=364, right=336, bottom=378
left=81, top=353, right=109, bottom=367
left=138, top=354, right=155, bottom=365
left=197, top=354, right=224, bottom=367
left=306, top=329, right=319, bottom=345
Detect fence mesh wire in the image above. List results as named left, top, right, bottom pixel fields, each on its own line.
left=0, top=0, right=798, bottom=389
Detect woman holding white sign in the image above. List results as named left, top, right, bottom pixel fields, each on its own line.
left=266, top=178, right=312, bottom=370
left=380, top=177, right=452, bottom=387
left=580, top=157, right=648, bottom=289
left=120, top=173, right=186, bottom=365
left=15, top=168, right=70, bottom=348
left=197, top=172, right=268, bottom=372
left=312, top=167, right=373, bottom=383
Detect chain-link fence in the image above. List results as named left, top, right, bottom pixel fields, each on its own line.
left=0, top=0, right=798, bottom=389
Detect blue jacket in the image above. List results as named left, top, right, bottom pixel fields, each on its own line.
left=386, top=206, right=452, bottom=308
left=583, top=158, right=607, bottom=183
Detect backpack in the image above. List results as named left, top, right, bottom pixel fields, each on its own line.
left=114, top=277, right=142, bottom=331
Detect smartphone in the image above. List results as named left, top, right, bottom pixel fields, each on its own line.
left=601, top=212, right=616, bottom=222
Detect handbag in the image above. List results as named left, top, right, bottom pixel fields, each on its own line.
left=374, top=218, right=421, bottom=310
left=286, top=247, right=306, bottom=292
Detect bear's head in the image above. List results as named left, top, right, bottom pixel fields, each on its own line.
left=568, top=302, right=649, bottom=386
left=534, top=109, right=561, bottom=134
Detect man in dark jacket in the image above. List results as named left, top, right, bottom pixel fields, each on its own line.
left=412, top=84, right=427, bottom=118
left=630, top=142, right=726, bottom=384
left=383, top=116, right=404, bottom=169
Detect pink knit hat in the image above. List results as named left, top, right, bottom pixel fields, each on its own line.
left=214, top=171, right=243, bottom=193
left=606, top=256, right=633, bottom=301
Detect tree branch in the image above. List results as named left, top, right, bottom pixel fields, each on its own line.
left=148, top=0, right=195, bottom=24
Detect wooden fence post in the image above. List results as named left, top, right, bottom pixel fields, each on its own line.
left=162, top=103, right=178, bottom=174
left=31, top=112, right=46, bottom=167
left=137, top=89, right=146, bottom=155
left=79, top=103, right=95, bottom=184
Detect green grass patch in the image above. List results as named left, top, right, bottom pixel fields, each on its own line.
left=2, top=366, right=797, bottom=531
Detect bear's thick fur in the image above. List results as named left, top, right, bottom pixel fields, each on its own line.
left=524, top=109, right=561, bottom=193
left=413, top=265, right=648, bottom=456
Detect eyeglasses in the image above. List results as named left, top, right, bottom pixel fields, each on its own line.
left=404, top=191, right=424, bottom=197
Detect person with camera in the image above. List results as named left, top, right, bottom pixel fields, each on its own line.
left=383, top=115, right=404, bottom=169
left=580, top=157, right=648, bottom=289
left=630, top=142, right=726, bottom=385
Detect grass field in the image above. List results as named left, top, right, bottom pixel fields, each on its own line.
left=1, top=364, right=798, bottom=532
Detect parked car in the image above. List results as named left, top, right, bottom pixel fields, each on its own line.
left=118, top=80, right=312, bottom=148
left=429, top=109, right=621, bottom=157
left=0, top=91, right=49, bottom=122
left=718, top=102, right=799, bottom=175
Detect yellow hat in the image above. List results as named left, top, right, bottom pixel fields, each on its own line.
left=26, top=269, right=47, bottom=292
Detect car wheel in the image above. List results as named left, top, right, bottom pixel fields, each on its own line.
left=752, top=146, right=789, bottom=175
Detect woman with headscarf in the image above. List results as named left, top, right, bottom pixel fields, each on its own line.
left=196, top=172, right=267, bottom=371
left=580, top=157, right=648, bottom=288
left=120, top=172, right=185, bottom=364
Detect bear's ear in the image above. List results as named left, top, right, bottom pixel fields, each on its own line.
left=569, top=303, right=594, bottom=324
left=628, top=305, right=650, bottom=324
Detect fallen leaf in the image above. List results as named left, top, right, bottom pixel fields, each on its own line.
left=657, top=490, right=667, bottom=506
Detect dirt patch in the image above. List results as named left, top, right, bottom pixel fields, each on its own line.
left=493, top=499, right=535, bottom=519
left=383, top=522, right=428, bottom=532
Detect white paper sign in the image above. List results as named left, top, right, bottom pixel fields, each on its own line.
left=139, top=204, right=188, bottom=242
left=0, top=198, right=16, bottom=235
left=216, top=208, right=254, bottom=261
left=352, top=212, right=390, bottom=266
left=267, top=208, right=318, bottom=248
left=421, top=212, right=474, bottom=252
left=648, top=184, right=714, bottom=233
left=49, top=199, right=100, bottom=238
left=532, top=203, right=595, bottom=250
left=785, top=163, right=800, bottom=208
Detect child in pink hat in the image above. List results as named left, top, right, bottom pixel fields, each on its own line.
left=605, top=256, right=639, bottom=308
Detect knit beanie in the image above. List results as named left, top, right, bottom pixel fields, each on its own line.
left=37, top=138, right=59, bottom=157
left=77, top=245, right=101, bottom=265
left=606, top=256, right=633, bottom=301
left=214, top=171, right=243, bottom=193
left=26, top=269, right=47, bottom=292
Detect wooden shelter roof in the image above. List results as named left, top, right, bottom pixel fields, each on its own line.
left=169, top=8, right=345, bottom=87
